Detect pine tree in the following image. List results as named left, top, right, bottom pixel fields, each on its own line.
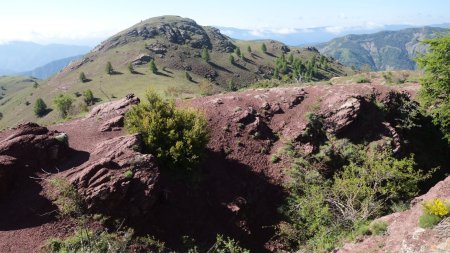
left=128, top=62, right=134, bottom=74
left=261, top=43, right=267, bottom=53
left=149, top=59, right=158, bottom=74
left=83, top=89, right=95, bottom=105
left=229, top=54, right=235, bottom=64
left=33, top=98, right=47, bottom=117
left=234, top=47, right=241, bottom=57
left=201, top=48, right=210, bottom=62
left=79, top=72, right=87, bottom=82
left=105, top=62, right=113, bottom=75
left=247, top=45, right=252, bottom=53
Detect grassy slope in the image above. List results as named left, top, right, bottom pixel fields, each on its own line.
left=0, top=16, right=351, bottom=130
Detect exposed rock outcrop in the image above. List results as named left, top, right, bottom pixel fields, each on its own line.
left=89, top=93, right=139, bottom=119
left=0, top=123, right=69, bottom=198
left=63, top=134, right=160, bottom=219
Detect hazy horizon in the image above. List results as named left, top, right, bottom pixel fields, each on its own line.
left=1, top=0, right=449, bottom=46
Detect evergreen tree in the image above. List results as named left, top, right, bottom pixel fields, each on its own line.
left=261, top=43, right=267, bottom=53
left=417, top=34, right=450, bottom=143
left=247, top=45, right=252, bottom=53
left=105, top=62, right=113, bottom=75
left=201, top=48, right=210, bottom=62
left=83, top=89, right=95, bottom=105
left=229, top=54, right=235, bottom=64
left=79, top=72, right=87, bottom=83
left=234, top=47, right=241, bottom=57
left=128, top=62, right=134, bottom=74
left=33, top=98, right=47, bottom=117
left=149, top=59, right=158, bottom=74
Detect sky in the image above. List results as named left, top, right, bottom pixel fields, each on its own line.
left=0, top=0, right=449, bottom=46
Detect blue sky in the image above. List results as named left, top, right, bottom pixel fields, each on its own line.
left=0, top=0, right=449, bottom=45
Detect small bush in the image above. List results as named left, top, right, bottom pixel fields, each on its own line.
left=208, top=234, right=250, bottom=253
left=419, top=213, right=441, bottom=228
left=47, top=177, right=82, bottom=217
left=271, top=154, right=280, bottom=163
left=422, top=198, right=449, bottom=217
left=369, top=220, right=388, bottom=235
left=33, top=98, right=47, bottom=117
left=125, top=90, right=209, bottom=174
left=355, top=75, right=371, bottom=83
left=123, top=170, right=133, bottom=179
left=53, top=94, right=74, bottom=118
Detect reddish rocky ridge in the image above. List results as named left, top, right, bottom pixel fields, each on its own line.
left=2, top=82, right=448, bottom=252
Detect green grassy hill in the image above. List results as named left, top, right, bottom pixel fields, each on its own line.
left=316, top=27, right=448, bottom=71
left=0, top=15, right=350, bottom=130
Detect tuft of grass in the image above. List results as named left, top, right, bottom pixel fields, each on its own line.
left=47, top=177, right=83, bottom=217
left=419, top=213, right=441, bottom=228
left=271, top=154, right=280, bottom=163
left=369, top=220, right=388, bottom=235
left=123, top=170, right=133, bottom=179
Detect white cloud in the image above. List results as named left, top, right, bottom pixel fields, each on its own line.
left=248, top=27, right=299, bottom=36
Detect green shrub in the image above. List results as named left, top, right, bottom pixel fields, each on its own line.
left=125, top=90, right=209, bottom=174
left=208, top=234, right=250, bottom=253
left=33, top=98, right=47, bottom=117
left=79, top=72, right=87, bottom=82
left=53, top=94, right=74, bottom=118
left=201, top=48, right=210, bottom=62
left=123, top=170, right=133, bottom=179
left=149, top=59, right=158, bottom=74
left=369, top=220, right=388, bottom=235
left=271, top=154, right=280, bottom=163
left=281, top=139, right=429, bottom=252
left=355, top=75, right=371, bottom=83
left=105, top=61, right=113, bottom=75
left=419, top=213, right=441, bottom=228
left=46, top=177, right=82, bottom=217
left=83, top=89, right=95, bottom=105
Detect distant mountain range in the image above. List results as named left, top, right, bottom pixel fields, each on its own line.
left=218, top=23, right=450, bottom=46
left=0, top=41, right=90, bottom=75
left=315, top=27, right=449, bottom=71
left=20, top=55, right=82, bottom=79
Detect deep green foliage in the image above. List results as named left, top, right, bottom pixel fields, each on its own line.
left=280, top=135, right=429, bottom=252
left=53, top=94, right=74, bottom=118
left=261, top=43, right=267, bottom=53
left=105, top=61, right=113, bottom=75
left=234, top=47, right=241, bottom=57
left=229, top=54, right=234, bottom=64
left=79, top=72, right=87, bottom=82
left=128, top=62, right=134, bottom=73
left=201, top=48, right=210, bottom=62
left=125, top=90, right=209, bottom=173
left=33, top=98, right=47, bottom=117
left=149, top=59, right=158, bottom=74
left=247, top=45, right=252, bottom=53
left=416, top=33, right=450, bottom=143
left=83, top=89, right=95, bottom=106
